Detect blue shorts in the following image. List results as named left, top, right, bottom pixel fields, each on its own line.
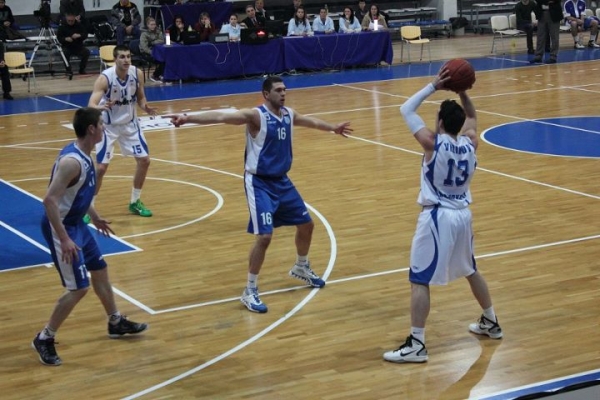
left=244, top=172, right=312, bottom=234
left=41, top=216, right=108, bottom=290
left=584, top=16, right=600, bottom=30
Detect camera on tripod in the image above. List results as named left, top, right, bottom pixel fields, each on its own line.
left=34, top=0, right=52, bottom=29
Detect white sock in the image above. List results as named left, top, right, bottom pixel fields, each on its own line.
left=108, top=311, right=122, bottom=325
left=591, top=35, right=597, bottom=42
left=247, top=273, right=258, bottom=289
left=39, top=325, right=57, bottom=340
left=131, top=188, right=142, bottom=204
left=296, top=255, right=308, bottom=266
left=410, top=327, right=425, bottom=344
left=483, top=306, right=496, bottom=323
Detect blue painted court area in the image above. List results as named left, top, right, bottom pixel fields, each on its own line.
left=0, top=180, right=138, bottom=271
left=482, top=117, right=600, bottom=158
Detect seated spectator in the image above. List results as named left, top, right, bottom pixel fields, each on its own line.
left=312, top=7, right=334, bottom=34
left=167, top=15, right=187, bottom=44
left=194, top=12, right=218, bottom=42
left=242, top=4, right=266, bottom=29
left=111, top=0, right=141, bottom=45
left=220, top=14, right=242, bottom=41
left=564, top=0, right=600, bottom=48
left=515, top=0, right=537, bottom=54
left=0, top=42, right=12, bottom=99
left=355, top=0, right=368, bottom=26
left=255, top=0, right=270, bottom=21
left=139, top=17, right=165, bottom=82
left=361, top=4, right=387, bottom=31
left=339, top=7, right=361, bottom=33
left=57, top=12, right=90, bottom=76
left=0, top=0, right=25, bottom=41
left=60, top=0, right=87, bottom=27
left=288, top=6, right=312, bottom=36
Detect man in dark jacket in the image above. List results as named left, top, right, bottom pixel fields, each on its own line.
left=531, top=0, right=563, bottom=63
left=57, top=13, right=90, bottom=76
left=0, top=42, right=13, bottom=99
left=111, top=0, right=141, bottom=45
left=242, top=5, right=266, bottom=29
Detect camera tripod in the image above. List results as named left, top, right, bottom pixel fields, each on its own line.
left=28, top=25, right=72, bottom=79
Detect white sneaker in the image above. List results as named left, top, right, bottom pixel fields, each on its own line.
left=574, top=42, right=585, bottom=49
left=289, top=263, right=325, bottom=288
left=383, top=335, right=428, bottom=363
left=469, top=315, right=503, bottom=339
left=588, top=41, right=600, bottom=48
left=240, top=287, right=268, bottom=313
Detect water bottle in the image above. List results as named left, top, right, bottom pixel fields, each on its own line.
left=165, top=30, right=171, bottom=46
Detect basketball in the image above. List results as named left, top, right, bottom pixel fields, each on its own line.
left=443, top=59, right=476, bottom=93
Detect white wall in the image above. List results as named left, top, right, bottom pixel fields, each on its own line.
left=11, top=0, right=146, bottom=16
left=425, top=0, right=458, bottom=21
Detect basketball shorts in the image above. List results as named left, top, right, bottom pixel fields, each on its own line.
left=409, top=206, right=476, bottom=286
left=584, top=16, right=600, bottom=30
left=95, top=120, right=149, bottom=164
left=41, top=217, right=108, bottom=290
left=244, top=172, right=312, bottom=235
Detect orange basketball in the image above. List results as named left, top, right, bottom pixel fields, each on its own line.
left=443, top=58, right=476, bottom=93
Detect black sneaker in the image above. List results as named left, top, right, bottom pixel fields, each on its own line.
left=529, top=57, right=542, bottom=64
left=31, top=333, right=62, bottom=366
left=108, top=315, right=148, bottom=338
left=3, top=93, right=14, bottom=100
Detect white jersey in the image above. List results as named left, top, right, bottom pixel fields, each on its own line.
left=417, top=133, right=476, bottom=209
left=99, top=66, right=139, bottom=125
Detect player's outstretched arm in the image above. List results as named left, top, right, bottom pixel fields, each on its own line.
left=166, top=109, right=258, bottom=127
left=294, top=114, right=352, bottom=137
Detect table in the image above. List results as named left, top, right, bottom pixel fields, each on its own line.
left=152, top=40, right=286, bottom=81
left=152, top=31, right=394, bottom=81
left=283, top=31, right=393, bottom=70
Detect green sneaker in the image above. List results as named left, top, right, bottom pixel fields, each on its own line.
left=83, top=214, right=91, bottom=224
left=129, top=199, right=153, bottom=217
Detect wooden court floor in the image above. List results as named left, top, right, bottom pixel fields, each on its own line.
left=0, top=61, right=599, bottom=399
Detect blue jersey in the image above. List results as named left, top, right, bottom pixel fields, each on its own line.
left=245, top=104, right=296, bottom=177
left=46, top=142, right=96, bottom=226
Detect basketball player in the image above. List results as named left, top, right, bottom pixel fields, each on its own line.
left=383, top=68, right=502, bottom=364
left=32, top=107, right=147, bottom=366
left=166, top=76, right=352, bottom=313
left=88, top=45, right=158, bottom=218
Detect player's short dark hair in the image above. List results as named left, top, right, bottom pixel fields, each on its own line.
left=262, top=76, right=284, bottom=93
left=113, top=44, right=130, bottom=58
left=438, top=100, right=466, bottom=135
left=73, top=107, right=102, bottom=138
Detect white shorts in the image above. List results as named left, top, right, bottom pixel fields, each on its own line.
left=95, top=120, right=149, bottom=164
left=409, top=206, right=476, bottom=286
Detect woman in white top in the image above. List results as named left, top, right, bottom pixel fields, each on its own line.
left=287, top=6, right=312, bottom=36
left=219, top=13, right=243, bottom=41
left=339, top=6, right=362, bottom=33
left=361, top=4, right=388, bottom=31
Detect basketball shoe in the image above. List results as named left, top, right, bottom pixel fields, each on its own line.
left=288, top=263, right=325, bottom=288
left=383, top=335, right=428, bottom=363
left=32, top=333, right=62, bottom=366
left=108, top=315, right=148, bottom=338
left=241, top=287, right=268, bottom=313
left=469, top=315, right=503, bottom=339
left=129, top=199, right=153, bottom=217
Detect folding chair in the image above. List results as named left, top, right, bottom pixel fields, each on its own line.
left=490, top=15, right=522, bottom=54
left=99, top=45, right=116, bottom=72
left=4, top=52, right=37, bottom=94
left=400, top=25, right=431, bottom=63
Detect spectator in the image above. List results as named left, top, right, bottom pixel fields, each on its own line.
left=110, top=0, right=141, bottom=45
left=59, top=0, right=86, bottom=26
left=515, top=0, right=537, bottom=54
left=0, top=0, right=25, bottom=41
left=194, top=12, right=217, bottom=42
left=0, top=42, right=13, bottom=100
left=287, top=6, right=312, bottom=36
left=242, top=4, right=266, bottom=29
left=220, top=14, right=242, bottom=41
left=564, top=0, right=600, bottom=48
left=355, top=0, right=368, bottom=26
left=139, top=17, right=165, bottom=82
left=362, top=4, right=388, bottom=31
left=255, top=0, right=270, bottom=21
left=166, top=15, right=187, bottom=44
left=339, top=6, right=361, bottom=33
left=312, top=7, right=335, bottom=34
left=57, top=12, right=90, bottom=76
